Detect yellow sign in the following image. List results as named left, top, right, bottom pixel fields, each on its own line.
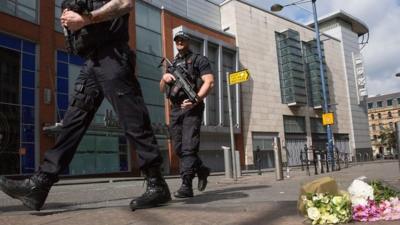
left=229, top=69, right=250, bottom=85
left=322, top=112, right=334, bottom=126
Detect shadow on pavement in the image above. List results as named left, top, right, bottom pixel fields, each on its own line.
left=175, top=185, right=270, bottom=205
left=0, top=197, right=132, bottom=215
left=238, top=201, right=300, bottom=225
left=0, top=202, right=71, bottom=213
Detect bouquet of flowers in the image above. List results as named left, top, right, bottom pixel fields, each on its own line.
left=301, top=192, right=352, bottom=225
left=348, top=178, right=400, bottom=222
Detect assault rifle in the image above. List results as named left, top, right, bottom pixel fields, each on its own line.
left=159, top=58, right=200, bottom=103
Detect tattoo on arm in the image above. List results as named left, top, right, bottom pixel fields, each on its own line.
left=91, top=0, right=134, bottom=23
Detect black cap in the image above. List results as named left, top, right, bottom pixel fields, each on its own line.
left=174, top=31, right=190, bottom=41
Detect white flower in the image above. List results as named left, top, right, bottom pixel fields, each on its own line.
left=351, top=196, right=368, bottom=206
left=307, top=207, right=321, bottom=221
left=325, top=214, right=339, bottom=224
left=347, top=179, right=374, bottom=206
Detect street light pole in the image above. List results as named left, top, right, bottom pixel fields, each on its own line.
left=271, top=0, right=335, bottom=168
left=311, top=0, right=335, bottom=169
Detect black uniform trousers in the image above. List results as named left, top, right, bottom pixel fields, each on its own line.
left=169, top=103, right=204, bottom=177
left=40, top=43, right=162, bottom=176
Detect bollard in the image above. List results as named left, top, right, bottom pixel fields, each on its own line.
left=325, top=151, right=330, bottom=173
left=300, top=147, right=304, bottom=171
left=273, top=137, right=283, bottom=180
left=235, top=150, right=241, bottom=177
left=222, top=146, right=232, bottom=178
left=335, top=147, right=341, bottom=171
left=304, top=145, right=310, bottom=176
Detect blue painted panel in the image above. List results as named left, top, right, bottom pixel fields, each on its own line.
left=22, top=53, right=35, bottom=71
left=22, top=41, right=35, bottom=54
left=22, top=124, right=35, bottom=142
left=21, top=143, right=35, bottom=174
left=69, top=54, right=84, bottom=65
left=57, top=62, right=68, bottom=78
left=57, top=78, right=68, bottom=93
left=57, top=51, right=68, bottom=62
left=22, top=88, right=35, bottom=106
left=57, top=94, right=69, bottom=110
left=22, top=106, right=34, bottom=124
left=0, top=32, right=21, bottom=50
left=22, top=70, right=35, bottom=87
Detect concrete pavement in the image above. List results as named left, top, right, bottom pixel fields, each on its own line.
left=0, top=161, right=399, bottom=225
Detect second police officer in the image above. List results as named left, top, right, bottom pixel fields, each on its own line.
left=160, top=31, right=214, bottom=198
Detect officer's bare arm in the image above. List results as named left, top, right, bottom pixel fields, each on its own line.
left=90, top=0, right=134, bottom=23
left=197, top=74, right=214, bottom=101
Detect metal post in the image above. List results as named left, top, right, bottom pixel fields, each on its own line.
left=312, top=147, right=318, bottom=175
left=235, top=150, right=241, bottom=177
left=311, top=0, right=334, bottom=168
left=300, top=146, right=304, bottom=171
left=274, top=137, right=283, bottom=180
left=305, top=145, right=310, bottom=176
left=222, top=146, right=232, bottom=178
left=226, top=72, right=237, bottom=181
left=396, top=122, right=400, bottom=172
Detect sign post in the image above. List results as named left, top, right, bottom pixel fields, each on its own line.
left=227, top=69, right=250, bottom=181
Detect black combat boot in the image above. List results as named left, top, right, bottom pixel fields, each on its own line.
left=129, top=167, right=171, bottom=211
left=0, top=172, right=56, bottom=211
left=173, top=175, right=194, bottom=198
left=197, top=166, right=210, bottom=191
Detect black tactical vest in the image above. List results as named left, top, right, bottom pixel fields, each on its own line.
left=61, top=0, right=129, bottom=57
left=167, top=52, right=204, bottom=103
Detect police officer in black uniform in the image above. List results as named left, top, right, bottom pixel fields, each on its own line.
left=0, top=0, right=171, bottom=211
left=160, top=31, right=214, bottom=198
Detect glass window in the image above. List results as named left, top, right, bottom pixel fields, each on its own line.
left=378, top=113, right=381, bottom=119
left=136, top=26, right=162, bottom=56
left=387, top=99, right=393, bottom=107
left=0, top=47, right=21, bottom=174
left=136, top=51, right=162, bottom=81
left=388, top=111, right=392, bottom=118
left=371, top=114, right=374, bottom=120
left=0, top=36, right=37, bottom=175
left=54, top=0, right=63, bottom=32
left=379, top=123, right=383, bottom=130
left=311, top=117, right=325, bottom=133
left=206, top=43, right=219, bottom=126
left=372, top=124, right=376, bottom=131
left=367, top=102, right=373, bottom=109
left=283, top=116, right=306, bottom=133
left=135, top=2, right=164, bottom=126
left=377, top=101, right=383, bottom=107
left=135, top=1, right=161, bottom=33
left=222, top=48, right=237, bottom=126
left=0, top=0, right=38, bottom=23
left=276, top=30, right=307, bottom=105
left=189, top=37, right=203, bottom=55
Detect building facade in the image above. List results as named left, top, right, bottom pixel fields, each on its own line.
left=367, top=92, right=400, bottom=158
left=0, top=0, right=371, bottom=176
left=220, top=0, right=371, bottom=168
